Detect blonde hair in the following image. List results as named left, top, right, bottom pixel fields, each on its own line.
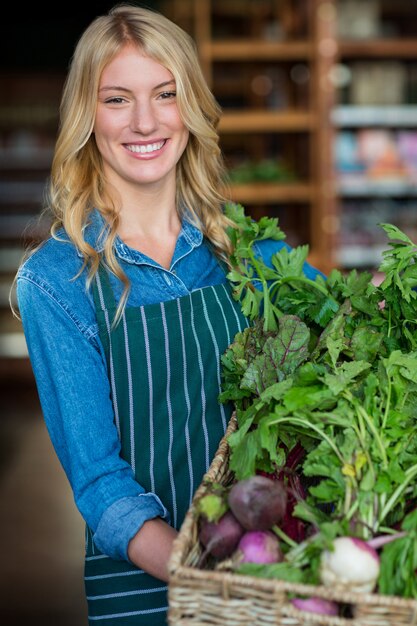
left=47, top=3, right=234, bottom=319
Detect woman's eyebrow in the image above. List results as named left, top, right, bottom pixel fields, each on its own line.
left=99, top=85, right=130, bottom=93
left=99, top=80, right=176, bottom=93
left=153, top=80, right=176, bottom=90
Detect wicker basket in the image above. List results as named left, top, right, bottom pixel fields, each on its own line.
left=168, top=414, right=417, bottom=626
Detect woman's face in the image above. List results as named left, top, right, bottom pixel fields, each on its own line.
left=94, top=45, right=189, bottom=193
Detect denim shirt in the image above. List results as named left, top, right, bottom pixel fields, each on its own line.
left=16, top=210, right=323, bottom=562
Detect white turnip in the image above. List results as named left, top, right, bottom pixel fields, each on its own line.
left=319, top=536, right=380, bottom=593
left=228, top=475, right=287, bottom=530
left=199, top=510, right=245, bottom=559
left=237, top=530, right=283, bottom=564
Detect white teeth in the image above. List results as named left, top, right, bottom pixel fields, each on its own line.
left=127, top=141, right=164, bottom=154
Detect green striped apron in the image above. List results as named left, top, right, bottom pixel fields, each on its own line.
left=85, top=265, right=248, bottom=625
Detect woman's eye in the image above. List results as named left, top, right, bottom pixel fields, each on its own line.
left=159, top=91, right=176, bottom=100
left=104, top=96, right=126, bottom=104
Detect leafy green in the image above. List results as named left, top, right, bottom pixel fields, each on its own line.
left=220, top=203, right=417, bottom=598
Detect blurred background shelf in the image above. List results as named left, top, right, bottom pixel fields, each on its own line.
left=332, top=105, right=417, bottom=127
left=1, top=0, right=417, bottom=382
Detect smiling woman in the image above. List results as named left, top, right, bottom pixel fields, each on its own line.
left=11, top=4, right=321, bottom=626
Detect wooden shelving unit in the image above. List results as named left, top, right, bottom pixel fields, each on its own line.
left=338, top=39, right=417, bottom=59
left=167, top=0, right=417, bottom=274
left=169, top=0, right=339, bottom=274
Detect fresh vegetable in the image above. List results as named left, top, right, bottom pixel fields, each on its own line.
left=228, top=474, right=287, bottom=530
left=291, top=596, right=339, bottom=616
left=319, top=536, right=380, bottom=593
left=213, top=203, right=417, bottom=598
left=199, top=510, right=245, bottom=559
left=236, top=530, right=283, bottom=564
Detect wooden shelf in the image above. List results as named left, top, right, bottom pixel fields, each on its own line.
left=219, top=110, right=316, bottom=132
left=339, top=38, right=417, bottom=59
left=228, top=182, right=315, bottom=204
left=332, top=105, right=417, bottom=128
left=190, top=0, right=337, bottom=273
left=204, top=40, right=313, bottom=61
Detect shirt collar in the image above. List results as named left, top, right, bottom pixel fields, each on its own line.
left=77, top=208, right=203, bottom=266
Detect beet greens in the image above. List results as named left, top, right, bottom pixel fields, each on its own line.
left=219, top=202, right=417, bottom=598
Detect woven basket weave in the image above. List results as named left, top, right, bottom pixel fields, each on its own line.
left=168, top=414, right=417, bottom=626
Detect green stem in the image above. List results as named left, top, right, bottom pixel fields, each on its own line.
left=272, top=524, right=298, bottom=549
left=344, top=392, right=388, bottom=469
left=277, top=275, right=335, bottom=300
left=268, top=415, right=345, bottom=464
left=379, top=463, right=417, bottom=525
left=248, top=248, right=275, bottom=331
left=357, top=405, right=388, bottom=468
left=344, top=478, right=353, bottom=518
left=345, top=496, right=359, bottom=522
left=387, top=305, right=392, bottom=338
left=382, top=375, right=392, bottom=430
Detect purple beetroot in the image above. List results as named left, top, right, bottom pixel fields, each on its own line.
left=199, top=509, right=245, bottom=559
left=228, top=475, right=287, bottom=531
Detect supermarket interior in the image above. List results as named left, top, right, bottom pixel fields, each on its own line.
left=0, top=1, right=416, bottom=624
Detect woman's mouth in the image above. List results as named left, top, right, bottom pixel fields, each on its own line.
left=125, top=140, right=166, bottom=155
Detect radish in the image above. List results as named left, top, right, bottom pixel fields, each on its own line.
left=228, top=475, right=287, bottom=530
left=237, top=530, right=283, bottom=564
left=199, top=510, right=245, bottom=559
left=319, top=536, right=380, bottom=593
left=292, top=596, right=339, bottom=616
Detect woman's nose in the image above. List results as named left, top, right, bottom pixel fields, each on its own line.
left=130, top=101, right=157, bottom=134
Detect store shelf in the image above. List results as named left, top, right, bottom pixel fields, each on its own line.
left=219, top=110, right=316, bottom=133
left=228, top=182, right=314, bottom=204
left=337, top=244, right=386, bottom=269
left=338, top=180, right=417, bottom=197
left=332, top=106, right=417, bottom=128
left=205, top=40, right=313, bottom=61
left=339, top=39, right=417, bottom=59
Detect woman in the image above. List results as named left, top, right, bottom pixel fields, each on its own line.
left=14, top=4, right=321, bottom=625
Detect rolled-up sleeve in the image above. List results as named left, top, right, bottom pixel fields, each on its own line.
left=16, top=271, right=170, bottom=561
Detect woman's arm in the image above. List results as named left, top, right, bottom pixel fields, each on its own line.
left=16, top=270, right=170, bottom=562
left=127, top=517, right=178, bottom=581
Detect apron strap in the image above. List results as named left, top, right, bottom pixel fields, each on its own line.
left=91, top=263, right=118, bottom=313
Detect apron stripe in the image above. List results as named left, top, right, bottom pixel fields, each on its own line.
left=201, top=289, right=227, bottom=432
left=96, top=272, right=121, bottom=436
left=89, top=606, right=168, bottom=621
left=189, top=292, right=209, bottom=470
left=221, top=282, right=246, bottom=333
left=140, top=307, right=155, bottom=493
left=85, top=571, right=145, bottom=581
left=211, top=284, right=231, bottom=346
left=87, top=585, right=167, bottom=600
left=176, top=298, right=194, bottom=503
left=160, top=301, right=177, bottom=528
left=122, top=311, right=135, bottom=471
